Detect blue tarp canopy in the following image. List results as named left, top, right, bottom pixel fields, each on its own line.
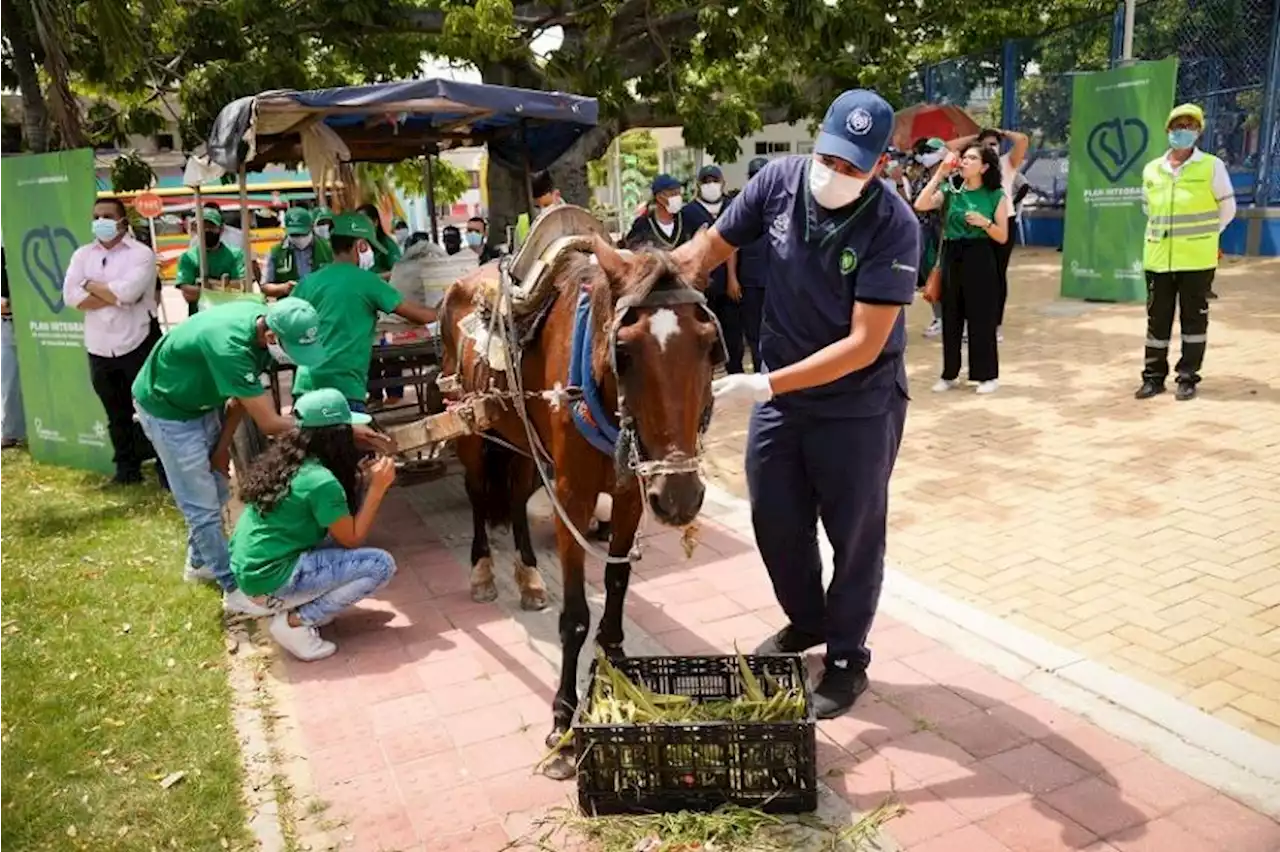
left=206, top=78, right=599, bottom=173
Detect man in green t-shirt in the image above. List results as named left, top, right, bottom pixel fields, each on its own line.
left=132, top=298, right=329, bottom=615
left=175, top=207, right=247, bottom=314
left=263, top=208, right=334, bottom=298
left=291, top=212, right=438, bottom=410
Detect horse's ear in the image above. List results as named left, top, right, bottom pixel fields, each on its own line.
left=590, top=234, right=630, bottom=290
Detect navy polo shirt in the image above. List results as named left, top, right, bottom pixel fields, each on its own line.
left=716, top=156, right=919, bottom=418
left=683, top=200, right=729, bottom=295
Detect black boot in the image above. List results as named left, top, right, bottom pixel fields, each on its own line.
left=1175, top=382, right=1197, bottom=401
left=1134, top=380, right=1165, bottom=400
left=812, top=660, right=870, bottom=719
left=753, top=625, right=825, bottom=656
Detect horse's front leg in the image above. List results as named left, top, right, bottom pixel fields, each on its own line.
left=596, top=484, right=642, bottom=662
left=511, top=458, right=548, bottom=611
left=543, top=477, right=595, bottom=781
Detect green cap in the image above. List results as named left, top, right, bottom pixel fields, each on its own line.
left=332, top=211, right=378, bottom=242
left=202, top=207, right=224, bottom=227
left=264, top=297, right=326, bottom=368
left=284, top=207, right=313, bottom=235
left=923, top=137, right=946, bottom=151
left=312, top=205, right=334, bottom=224
left=293, top=388, right=372, bottom=428
left=1167, top=103, right=1204, bottom=128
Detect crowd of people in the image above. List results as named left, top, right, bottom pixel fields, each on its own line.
left=1, top=92, right=1234, bottom=701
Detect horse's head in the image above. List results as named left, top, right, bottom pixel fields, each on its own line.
left=589, top=237, right=726, bottom=527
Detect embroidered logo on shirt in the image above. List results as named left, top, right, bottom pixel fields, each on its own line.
left=840, top=247, right=858, bottom=274
left=846, top=108, right=873, bottom=137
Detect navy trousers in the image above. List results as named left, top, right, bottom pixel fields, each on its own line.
left=741, top=287, right=766, bottom=373
left=745, top=391, right=908, bottom=668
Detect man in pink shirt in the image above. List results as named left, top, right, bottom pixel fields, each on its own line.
left=63, top=197, right=164, bottom=485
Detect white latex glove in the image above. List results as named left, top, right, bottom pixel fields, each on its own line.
left=712, top=373, right=773, bottom=403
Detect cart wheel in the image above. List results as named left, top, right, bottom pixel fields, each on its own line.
left=229, top=417, right=269, bottom=481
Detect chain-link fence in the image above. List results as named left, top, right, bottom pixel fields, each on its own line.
left=911, top=0, right=1279, bottom=206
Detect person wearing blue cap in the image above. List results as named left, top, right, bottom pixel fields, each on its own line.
left=736, top=157, right=772, bottom=371
left=673, top=89, right=919, bottom=718
left=625, top=174, right=691, bottom=250
left=684, top=164, right=745, bottom=374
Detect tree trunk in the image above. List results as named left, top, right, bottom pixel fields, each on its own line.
left=1, top=0, right=50, bottom=152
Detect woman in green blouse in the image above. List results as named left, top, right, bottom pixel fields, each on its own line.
left=914, top=145, right=1009, bottom=394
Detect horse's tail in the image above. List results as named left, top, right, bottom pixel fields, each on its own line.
left=481, top=437, right=516, bottom=529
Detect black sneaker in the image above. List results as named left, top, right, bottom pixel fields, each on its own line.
left=813, top=661, right=870, bottom=719
left=753, top=625, right=825, bottom=656
left=1134, top=380, right=1165, bottom=400
left=111, top=469, right=144, bottom=486
left=1175, top=382, right=1197, bottom=401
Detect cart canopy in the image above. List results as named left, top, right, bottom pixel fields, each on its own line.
left=206, top=78, right=600, bottom=174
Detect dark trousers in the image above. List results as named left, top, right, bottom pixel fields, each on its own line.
left=741, top=287, right=766, bottom=372
left=994, top=218, right=1017, bottom=326
left=746, top=392, right=908, bottom=667
left=708, top=292, right=744, bottom=374
left=941, top=239, right=1000, bottom=382
left=368, top=358, right=405, bottom=402
left=89, top=320, right=161, bottom=477
left=1142, top=269, right=1213, bottom=386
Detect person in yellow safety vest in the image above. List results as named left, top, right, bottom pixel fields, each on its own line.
left=514, top=170, right=562, bottom=245
left=1135, top=103, right=1236, bottom=402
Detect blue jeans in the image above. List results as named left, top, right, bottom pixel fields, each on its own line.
left=266, top=547, right=395, bottom=626
left=135, top=406, right=233, bottom=590
left=2, top=318, right=26, bottom=442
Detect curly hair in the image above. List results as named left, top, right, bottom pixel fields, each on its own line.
left=238, top=425, right=362, bottom=516
left=965, top=145, right=1004, bottom=193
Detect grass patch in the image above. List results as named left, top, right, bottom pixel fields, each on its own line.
left=1, top=451, right=251, bottom=851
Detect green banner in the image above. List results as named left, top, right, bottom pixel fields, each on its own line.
left=0, top=150, right=114, bottom=474
left=1061, top=58, right=1177, bottom=302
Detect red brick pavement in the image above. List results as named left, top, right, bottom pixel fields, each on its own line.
left=272, top=490, right=1280, bottom=852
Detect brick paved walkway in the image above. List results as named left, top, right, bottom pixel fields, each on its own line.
left=267, top=478, right=1280, bottom=852
left=703, top=249, right=1280, bottom=742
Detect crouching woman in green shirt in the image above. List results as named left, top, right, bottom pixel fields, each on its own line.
left=230, top=389, right=397, bottom=661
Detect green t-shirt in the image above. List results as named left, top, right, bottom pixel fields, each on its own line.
left=132, top=300, right=271, bottom=421
left=175, top=242, right=246, bottom=286
left=941, top=184, right=1005, bottom=241
left=229, top=460, right=351, bottom=595
left=372, top=236, right=400, bottom=273
left=290, top=262, right=404, bottom=402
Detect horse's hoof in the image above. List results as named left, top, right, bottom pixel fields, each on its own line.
left=541, top=754, right=576, bottom=780
left=514, top=559, right=548, bottom=611
left=598, top=642, right=626, bottom=663
left=470, top=581, right=498, bottom=603
left=545, top=729, right=569, bottom=750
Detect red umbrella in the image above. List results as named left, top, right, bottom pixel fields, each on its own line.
left=893, top=103, right=981, bottom=151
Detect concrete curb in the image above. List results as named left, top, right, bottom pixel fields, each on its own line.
left=699, top=481, right=1280, bottom=819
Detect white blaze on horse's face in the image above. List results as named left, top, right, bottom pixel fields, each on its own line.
left=647, top=308, right=681, bottom=352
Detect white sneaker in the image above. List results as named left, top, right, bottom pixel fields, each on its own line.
left=223, top=588, right=276, bottom=618
left=269, top=613, right=337, bottom=661
left=184, top=564, right=217, bottom=584
left=932, top=379, right=959, bottom=393
left=975, top=380, right=1000, bottom=394
left=923, top=319, right=941, bottom=339
left=996, top=327, right=1004, bottom=343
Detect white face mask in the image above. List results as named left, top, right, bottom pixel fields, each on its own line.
left=700, top=182, right=723, bottom=203
left=809, top=160, right=867, bottom=209
left=394, top=227, right=409, bottom=245
left=358, top=246, right=376, bottom=270
left=664, top=195, right=684, bottom=215
left=314, top=224, right=331, bottom=240
left=290, top=233, right=313, bottom=249
left=266, top=342, right=294, bottom=365
left=919, top=150, right=945, bottom=168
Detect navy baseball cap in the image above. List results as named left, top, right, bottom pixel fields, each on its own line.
left=651, top=174, right=681, bottom=194
left=697, top=165, right=723, bottom=182
left=747, top=157, right=769, bottom=178
left=813, top=89, right=895, bottom=173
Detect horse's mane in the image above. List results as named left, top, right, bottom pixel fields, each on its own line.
left=548, top=246, right=687, bottom=378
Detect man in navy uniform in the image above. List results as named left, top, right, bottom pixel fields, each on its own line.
left=733, top=157, right=771, bottom=371
left=673, top=90, right=918, bottom=717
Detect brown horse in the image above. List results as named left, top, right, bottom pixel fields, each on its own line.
left=439, top=235, right=723, bottom=777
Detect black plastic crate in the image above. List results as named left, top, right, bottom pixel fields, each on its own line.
left=572, top=654, right=818, bottom=815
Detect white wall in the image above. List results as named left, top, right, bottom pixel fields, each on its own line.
left=652, top=121, right=818, bottom=191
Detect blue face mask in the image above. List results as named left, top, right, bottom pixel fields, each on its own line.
left=1168, top=128, right=1199, bottom=150
left=465, top=232, right=483, bottom=248
left=92, top=217, right=120, bottom=242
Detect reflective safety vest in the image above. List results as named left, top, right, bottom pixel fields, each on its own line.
left=1141, top=155, right=1220, bottom=272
